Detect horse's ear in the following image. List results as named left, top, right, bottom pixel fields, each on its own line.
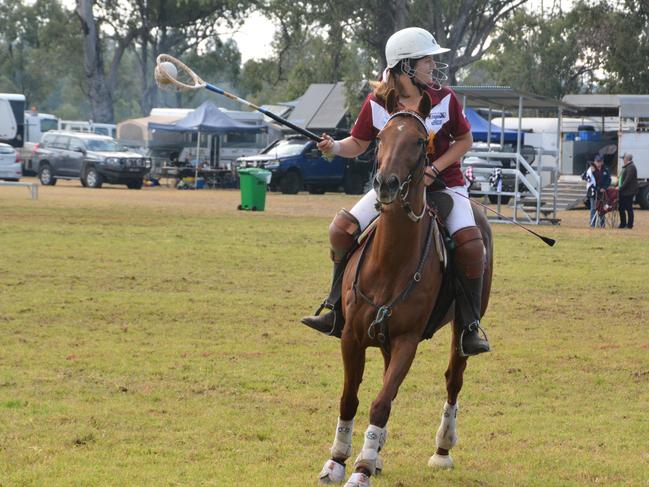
left=418, top=92, right=432, bottom=119
left=386, top=88, right=398, bottom=114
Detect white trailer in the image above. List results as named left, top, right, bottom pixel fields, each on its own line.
left=0, top=94, right=26, bottom=148
left=618, top=96, right=649, bottom=209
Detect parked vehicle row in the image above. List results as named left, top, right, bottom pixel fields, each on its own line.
left=35, top=131, right=151, bottom=189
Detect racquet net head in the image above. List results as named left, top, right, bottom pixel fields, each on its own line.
left=154, top=54, right=205, bottom=92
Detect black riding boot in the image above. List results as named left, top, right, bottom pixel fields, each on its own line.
left=301, top=260, right=346, bottom=338
left=454, top=272, right=490, bottom=357
left=452, top=226, right=490, bottom=357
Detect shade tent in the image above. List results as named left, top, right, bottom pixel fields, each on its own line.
left=465, top=108, right=519, bottom=144
left=148, top=101, right=265, bottom=134
left=148, top=101, right=266, bottom=187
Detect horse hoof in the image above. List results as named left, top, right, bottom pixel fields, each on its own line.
left=343, top=472, right=371, bottom=487
left=318, top=459, right=346, bottom=484
left=428, top=453, right=454, bottom=469
left=374, top=454, right=383, bottom=476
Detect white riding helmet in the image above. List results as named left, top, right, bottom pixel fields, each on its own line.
left=385, top=27, right=449, bottom=68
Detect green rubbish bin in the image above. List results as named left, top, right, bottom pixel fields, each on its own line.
left=237, top=168, right=272, bottom=211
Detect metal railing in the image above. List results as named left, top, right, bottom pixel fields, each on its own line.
left=462, top=150, right=542, bottom=223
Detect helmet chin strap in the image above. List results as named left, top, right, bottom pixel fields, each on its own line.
left=401, top=59, right=448, bottom=91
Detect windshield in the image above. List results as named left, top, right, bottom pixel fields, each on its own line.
left=85, top=139, right=123, bottom=152
left=263, top=138, right=307, bottom=158
left=40, top=119, right=59, bottom=133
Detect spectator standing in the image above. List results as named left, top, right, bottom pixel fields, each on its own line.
left=590, top=155, right=611, bottom=228
left=618, top=153, right=638, bottom=229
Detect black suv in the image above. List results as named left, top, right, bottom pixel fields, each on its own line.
left=35, top=131, right=151, bottom=189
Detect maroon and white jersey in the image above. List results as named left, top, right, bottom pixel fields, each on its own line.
left=350, top=86, right=470, bottom=188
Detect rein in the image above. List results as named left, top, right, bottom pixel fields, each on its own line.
left=352, top=215, right=436, bottom=345
left=377, top=111, right=430, bottom=223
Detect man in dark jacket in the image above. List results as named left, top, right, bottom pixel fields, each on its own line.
left=618, top=153, right=638, bottom=229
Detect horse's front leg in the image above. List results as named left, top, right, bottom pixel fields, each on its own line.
left=428, top=325, right=468, bottom=469
left=318, top=333, right=366, bottom=484
left=343, top=336, right=419, bottom=487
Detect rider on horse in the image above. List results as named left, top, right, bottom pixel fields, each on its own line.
left=302, top=27, right=490, bottom=357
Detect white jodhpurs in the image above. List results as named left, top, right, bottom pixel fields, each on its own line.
left=349, top=185, right=475, bottom=235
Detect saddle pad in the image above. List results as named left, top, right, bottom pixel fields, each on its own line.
left=357, top=215, right=379, bottom=245
left=426, top=190, right=453, bottom=221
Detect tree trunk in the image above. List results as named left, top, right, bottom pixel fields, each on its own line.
left=76, top=0, right=114, bottom=123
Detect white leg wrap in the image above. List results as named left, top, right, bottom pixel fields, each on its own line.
left=344, top=472, right=371, bottom=487
left=435, top=401, right=459, bottom=450
left=318, top=459, right=346, bottom=484
left=353, top=425, right=386, bottom=475
left=330, top=418, right=354, bottom=460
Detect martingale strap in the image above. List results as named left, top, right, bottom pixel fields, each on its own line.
left=352, top=215, right=436, bottom=346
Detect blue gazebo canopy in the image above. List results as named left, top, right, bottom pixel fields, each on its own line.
left=148, top=101, right=265, bottom=134
left=465, top=108, right=519, bottom=144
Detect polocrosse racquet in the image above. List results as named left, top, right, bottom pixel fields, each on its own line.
left=154, top=54, right=323, bottom=143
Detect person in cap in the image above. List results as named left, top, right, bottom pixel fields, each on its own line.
left=618, top=153, right=638, bottom=229
left=301, top=27, right=490, bottom=357
left=589, top=155, right=611, bottom=228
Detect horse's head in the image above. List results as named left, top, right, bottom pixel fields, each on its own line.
left=373, top=89, right=431, bottom=207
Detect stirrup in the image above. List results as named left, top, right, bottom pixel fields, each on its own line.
left=315, top=300, right=335, bottom=316
left=458, top=321, right=490, bottom=357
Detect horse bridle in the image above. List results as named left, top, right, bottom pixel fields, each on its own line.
left=377, top=110, right=430, bottom=222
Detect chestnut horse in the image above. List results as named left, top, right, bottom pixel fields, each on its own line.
left=317, top=91, right=493, bottom=487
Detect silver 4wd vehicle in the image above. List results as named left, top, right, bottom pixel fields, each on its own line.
left=35, top=131, right=151, bottom=189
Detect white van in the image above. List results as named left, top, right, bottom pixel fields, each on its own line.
left=21, top=111, right=60, bottom=173
left=59, top=120, right=117, bottom=138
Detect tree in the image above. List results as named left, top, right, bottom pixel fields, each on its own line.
left=598, top=0, right=649, bottom=93
left=74, top=0, right=253, bottom=122
left=0, top=0, right=85, bottom=115
left=463, top=7, right=602, bottom=99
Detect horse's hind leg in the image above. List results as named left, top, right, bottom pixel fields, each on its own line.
left=318, top=336, right=366, bottom=484
left=428, top=328, right=468, bottom=469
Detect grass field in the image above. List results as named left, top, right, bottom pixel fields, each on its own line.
left=1, top=180, right=648, bottom=486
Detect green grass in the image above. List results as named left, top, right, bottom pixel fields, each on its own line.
left=1, top=191, right=648, bottom=486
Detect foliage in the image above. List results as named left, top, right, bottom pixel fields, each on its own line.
left=0, top=0, right=85, bottom=115
left=2, top=0, right=649, bottom=123
left=463, top=6, right=601, bottom=98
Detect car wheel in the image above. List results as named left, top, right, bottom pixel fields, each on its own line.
left=38, top=164, right=57, bottom=186
left=80, top=174, right=88, bottom=187
left=637, top=186, right=649, bottom=210
left=344, top=172, right=366, bottom=195
left=279, top=171, right=302, bottom=194
left=126, top=180, right=143, bottom=190
left=488, top=194, right=511, bottom=205
left=85, top=167, right=103, bottom=188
